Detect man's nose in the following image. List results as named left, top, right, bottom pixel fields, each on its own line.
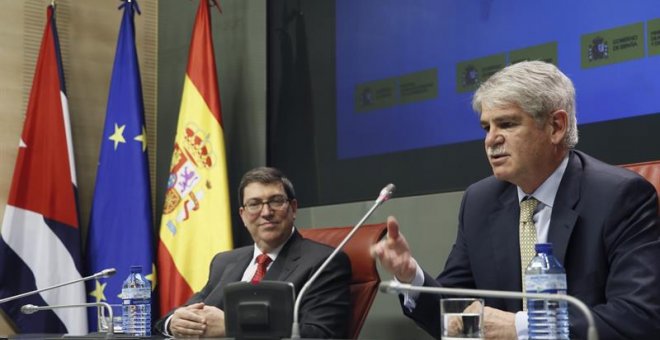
left=259, top=203, right=274, bottom=216
left=485, top=129, right=501, bottom=147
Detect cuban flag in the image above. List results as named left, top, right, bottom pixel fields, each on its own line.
left=0, top=4, right=87, bottom=335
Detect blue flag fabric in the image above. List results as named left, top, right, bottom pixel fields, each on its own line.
left=85, top=0, right=156, bottom=332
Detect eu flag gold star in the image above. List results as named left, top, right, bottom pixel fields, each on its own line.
left=89, top=279, right=107, bottom=302
left=133, top=126, right=147, bottom=152
left=145, top=263, right=157, bottom=291
left=109, top=123, right=126, bottom=150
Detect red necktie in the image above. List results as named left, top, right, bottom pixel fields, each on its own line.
left=250, top=253, right=272, bottom=284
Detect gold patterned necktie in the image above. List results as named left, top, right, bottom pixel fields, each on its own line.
left=519, top=197, right=539, bottom=310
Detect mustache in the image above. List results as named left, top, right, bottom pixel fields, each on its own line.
left=487, top=145, right=507, bottom=157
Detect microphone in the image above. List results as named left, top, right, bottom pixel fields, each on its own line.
left=377, top=183, right=396, bottom=203
left=22, top=302, right=116, bottom=337
left=290, top=184, right=396, bottom=339
left=380, top=280, right=598, bottom=340
left=96, top=268, right=117, bottom=278
left=0, top=268, right=117, bottom=304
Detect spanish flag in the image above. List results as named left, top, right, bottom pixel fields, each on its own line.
left=157, top=0, right=232, bottom=315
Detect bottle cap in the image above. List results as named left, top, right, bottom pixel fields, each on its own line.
left=130, top=265, right=143, bottom=273
left=535, top=243, right=553, bottom=253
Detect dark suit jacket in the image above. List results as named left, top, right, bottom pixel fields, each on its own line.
left=155, top=230, right=352, bottom=339
left=404, top=150, right=660, bottom=340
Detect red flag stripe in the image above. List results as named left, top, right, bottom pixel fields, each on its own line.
left=157, top=240, right=194, bottom=315
left=186, top=0, right=223, bottom=127
left=7, top=5, right=78, bottom=229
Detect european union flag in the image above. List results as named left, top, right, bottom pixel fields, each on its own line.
left=85, top=0, right=155, bottom=332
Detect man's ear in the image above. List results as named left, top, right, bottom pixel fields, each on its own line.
left=549, top=109, right=568, bottom=145
left=239, top=207, right=248, bottom=224
left=289, top=199, right=298, bottom=215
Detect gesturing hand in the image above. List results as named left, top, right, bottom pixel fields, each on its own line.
left=370, top=216, right=418, bottom=283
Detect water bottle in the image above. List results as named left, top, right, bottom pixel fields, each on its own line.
left=121, top=265, right=151, bottom=336
left=524, top=243, right=569, bottom=340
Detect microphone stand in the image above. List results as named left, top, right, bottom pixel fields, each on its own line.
left=380, top=280, right=598, bottom=340
left=21, top=302, right=115, bottom=338
left=0, top=268, right=116, bottom=304
left=290, top=184, right=395, bottom=339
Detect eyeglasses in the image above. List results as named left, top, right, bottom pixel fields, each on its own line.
left=243, top=195, right=290, bottom=214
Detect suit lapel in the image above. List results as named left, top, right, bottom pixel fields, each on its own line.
left=488, top=186, right=523, bottom=292
left=204, top=249, right=252, bottom=307
left=264, top=231, right=302, bottom=281
left=222, top=251, right=252, bottom=283
left=548, top=151, right=582, bottom=265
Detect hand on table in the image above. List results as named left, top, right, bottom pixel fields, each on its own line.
left=169, top=302, right=206, bottom=337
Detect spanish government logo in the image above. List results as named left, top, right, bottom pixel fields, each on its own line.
left=163, top=123, right=216, bottom=235
left=361, top=87, right=374, bottom=106
left=588, top=37, right=609, bottom=61
left=462, top=65, right=479, bottom=87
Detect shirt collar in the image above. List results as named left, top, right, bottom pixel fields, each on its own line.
left=251, top=226, right=296, bottom=262
left=517, top=155, right=569, bottom=208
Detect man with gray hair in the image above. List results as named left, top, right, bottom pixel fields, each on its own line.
left=372, top=60, right=660, bottom=339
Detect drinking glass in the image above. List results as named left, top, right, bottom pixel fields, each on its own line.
left=441, top=298, right=484, bottom=340
left=98, top=304, right=123, bottom=334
